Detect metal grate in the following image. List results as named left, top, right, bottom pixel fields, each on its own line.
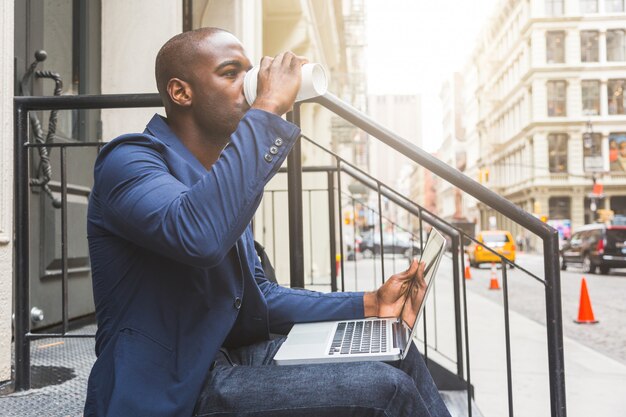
left=0, top=325, right=96, bottom=417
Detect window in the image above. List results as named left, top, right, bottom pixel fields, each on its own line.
left=606, top=0, right=625, bottom=12
left=581, top=0, right=599, bottom=12
left=549, top=197, right=571, bottom=219
left=583, top=132, right=603, bottom=172
left=582, top=80, right=600, bottom=115
left=546, top=31, right=565, bottom=63
left=547, top=80, right=567, bottom=116
left=548, top=133, right=569, bottom=173
left=609, top=132, right=626, bottom=172
left=546, top=0, right=564, bottom=15
left=607, top=30, right=626, bottom=61
left=608, top=79, right=626, bottom=115
left=581, top=31, right=599, bottom=62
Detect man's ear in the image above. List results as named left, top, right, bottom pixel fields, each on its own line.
left=167, top=78, right=192, bottom=107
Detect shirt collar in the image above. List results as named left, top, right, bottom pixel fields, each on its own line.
left=145, top=113, right=207, bottom=173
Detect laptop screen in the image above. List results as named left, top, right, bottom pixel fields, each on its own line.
left=399, top=228, right=446, bottom=332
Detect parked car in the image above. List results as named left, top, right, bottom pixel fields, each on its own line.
left=467, top=230, right=516, bottom=267
left=560, top=223, right=626, bottom=274
left=359, top=232, right=421, bottom=259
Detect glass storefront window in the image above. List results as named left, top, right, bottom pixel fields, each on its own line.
left=549, top=197, right=571, bottom=219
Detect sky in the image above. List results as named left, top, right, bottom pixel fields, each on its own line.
left=365, top=0, right=499, bottom=151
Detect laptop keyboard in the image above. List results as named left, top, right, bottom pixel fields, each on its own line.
left=328, top=320, right=388, bottom=355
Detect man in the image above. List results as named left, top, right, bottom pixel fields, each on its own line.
left=84, top=27, right=450, bottom=417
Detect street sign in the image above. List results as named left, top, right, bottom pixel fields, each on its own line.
left=584, top=155, right=605, bottom=173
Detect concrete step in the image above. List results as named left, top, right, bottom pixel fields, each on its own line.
left=440, top=390, right=485, bottom=417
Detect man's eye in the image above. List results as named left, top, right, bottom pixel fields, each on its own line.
left=224, top=70, right=238, bottom=77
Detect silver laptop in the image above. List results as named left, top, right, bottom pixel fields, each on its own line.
left=274, top=228, right=446, bottom=365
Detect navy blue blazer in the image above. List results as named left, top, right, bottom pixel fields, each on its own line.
left=84, top=110, right=365, bottom=417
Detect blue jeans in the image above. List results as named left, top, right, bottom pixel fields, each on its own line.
left=194, top=337, right=451, bottom=417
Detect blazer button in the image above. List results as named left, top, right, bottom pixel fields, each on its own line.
left=269, top=146, right=278, bottom=155
left=274, top=137, right=283, bottom=146
left=234, top=297, right=242, bottom=310
left=264, top=153, right=273, bottom=162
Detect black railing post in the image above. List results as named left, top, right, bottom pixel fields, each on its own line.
left=286, top=106, right=305, bottom=288
left=502, top=262, right=514, bottom=417
left=14, top=103, right=31, bottom=390
left=327, top=171, right=337, bottom=292
left=60, top=147, right=69, bottom=333
left=452, top=234, right=464, bottom=379
left=544, top=234, right=567, bottom=417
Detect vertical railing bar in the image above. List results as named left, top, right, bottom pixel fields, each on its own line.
left=327, top=171, right=337, bottom=292
left=377, top=183, right=385, bottom=283
left=60, top=147, right=69, bottom=334
left=502, top=262, right=515, bottom=417
left=371, top=208, right=377, bottom=287
left=432, top=256, right=438, bottom=351
left=352, top=196, right=358, bottom=290
left=418, top=208, right=424, bottom=254
left=308, top=190, right=314, bottom=285
left=262, top=192, right=267, bottom=247
left=456, top=235, right=466, bottom=379
left=286, top=108, right=305, bottom=288
left=14, top=104, right=31, bottom=390
left=461, top=243, right=473, bottom=417
left=543, top=234, right=567, bottom=417
left=271, top=191, right=276, bottom=269
left=336, top=160, right=345, bottom=292
left=450, top=234, right=463, bottom=377
left=392, top=224, right=396, bottom=273
left=423, top=302, right=428, bottom=363
left=418, top=208, right=427, bottom=359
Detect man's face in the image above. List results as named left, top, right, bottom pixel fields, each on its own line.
left=188, top=32, right=252, bottom=139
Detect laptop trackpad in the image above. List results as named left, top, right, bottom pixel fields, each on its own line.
left=286, top=331, right=329, bottom=345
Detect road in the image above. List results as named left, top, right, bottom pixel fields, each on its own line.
left=323, top=252, right=626, bottom=365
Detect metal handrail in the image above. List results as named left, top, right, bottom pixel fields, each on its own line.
left=13, top=93, right=566, bottom=417
left=288, top=94, right=566, bottom=417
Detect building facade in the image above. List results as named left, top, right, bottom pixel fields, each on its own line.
left=466, top=0, right=626, bottom=246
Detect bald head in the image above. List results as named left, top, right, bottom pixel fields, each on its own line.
left=155, top=27, right=230, bottom=110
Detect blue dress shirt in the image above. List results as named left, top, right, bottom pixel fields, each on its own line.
left=83, top=110, right=364, bottom=417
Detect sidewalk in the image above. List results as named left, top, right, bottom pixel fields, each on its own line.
left=421, top=257, right=626, bottom=417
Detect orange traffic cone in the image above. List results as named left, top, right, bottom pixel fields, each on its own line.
left=488, top=262, right=500, bottom=290
left=575, top=277, right=598, bottom=324
left=464, top=254, right=472, bottom=280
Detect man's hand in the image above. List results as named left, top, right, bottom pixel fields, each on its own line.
left=363, top=258, right=426, bottom=328
left=251, top=51, right=308, bottom=116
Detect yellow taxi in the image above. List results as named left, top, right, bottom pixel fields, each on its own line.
left=467, top=230, right=516, bottom=267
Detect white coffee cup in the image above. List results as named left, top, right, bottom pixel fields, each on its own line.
left=243, top=63, right=329, bottom=106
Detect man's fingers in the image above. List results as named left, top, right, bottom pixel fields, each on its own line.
left=259, top=55, right=273, bottom=71
left=401, top=258, right=419, bottom=278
